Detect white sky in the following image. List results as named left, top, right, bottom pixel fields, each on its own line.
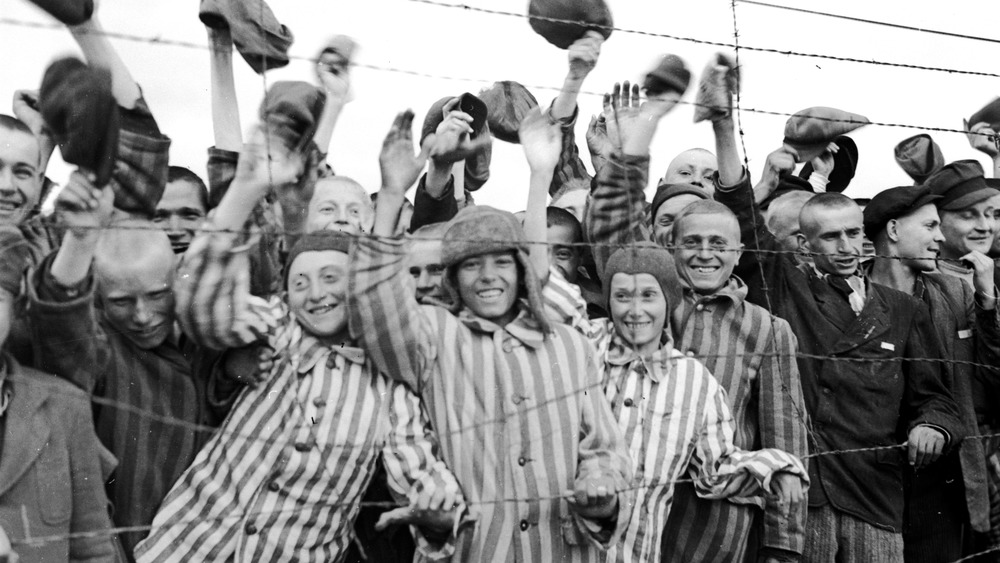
left=2, top=0, right=998, bottom=211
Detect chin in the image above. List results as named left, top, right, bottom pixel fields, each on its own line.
left=128, top=327, right=170, bottom=350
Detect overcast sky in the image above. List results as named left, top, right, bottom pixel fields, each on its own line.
left=2, top=0, right=998, bottom=211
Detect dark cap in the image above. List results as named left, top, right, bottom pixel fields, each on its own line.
left=258, top=81, right=327, bottom=153
left=969, top=97, right=1000, bottom=131
left=923, top=160, right=998, bottom=211
left=800, top=135, right=858, bottom=193
left=783, top=107, right=869, bottom=162
left=643, top=54, right=691, bottom=97
left=420, top=93, right=489, bottom=146
left=527, top=0, right=613, bottom=49
left=478, top=81, right=538, bottom=144
left=650, top=182, right=709, bottom=218
left=894, top=134, right=944, bottom=184
left=863, top=185, right=941, bottom=240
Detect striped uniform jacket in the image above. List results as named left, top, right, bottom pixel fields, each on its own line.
left=134, top=231, right=463, bottom=563
left=348, top=235, right=634, bottom=563
left=543, top=275, right=808, bottom=562
left=584, top=149, right=810, bottom=559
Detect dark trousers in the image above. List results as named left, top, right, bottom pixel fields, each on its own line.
left=344, top=457, right=416, bottom=563
left=903, top=453, right=966, bottom=563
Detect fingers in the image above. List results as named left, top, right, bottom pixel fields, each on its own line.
left=602, top=93, right=612, bottom=116
left=441, top=97, right=461, bottom=115
left=610, top=82, right=621, bottom=112
left=374, top=506, right=412, bottom=532
left=630, top=81, right=641, bottom=108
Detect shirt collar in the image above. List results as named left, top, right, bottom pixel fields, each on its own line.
left=605, top=329, right=675, bottom=382
left=682, top=275, right=748, bottom=306
left=457, top=300, right=546, bottom=349
left=291, top=326, right=367, bottom=375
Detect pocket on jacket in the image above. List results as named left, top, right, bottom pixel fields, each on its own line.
left=35, top=443, right=72, bottom=525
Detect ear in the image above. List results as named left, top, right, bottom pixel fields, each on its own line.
left=797, top=233, right=810, bottom=256
left=733, top=242, right=744, bottom=263
left=886, top=219, right=900, bottom=242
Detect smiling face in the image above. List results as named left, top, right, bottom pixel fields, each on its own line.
left=609, top=272, right=667, bottom=357
left=652, top=193, right=702, bottom=247
left=889, top=204, right=944, bottom=272
left=0, top=126, right=42, bottom=226
left=672, top=212, right=742, bottom=294
left=800, top=202, right=865, bottom=277
left=408, top=238, right=446, bottom=303
left=154, top=179, right=207, bottom=253
left=455, top=251, right=520, bottom=326
left=939, top=197, right=1000, bottom=259
left=547, top=224, right=582, bottom=283
left=663, top=149, right=717, bottom=196
left=306, top=178, right=374, bottom=234
left=287, top=250, right=350, bottom=338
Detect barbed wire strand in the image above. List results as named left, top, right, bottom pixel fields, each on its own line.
left=0, top=17, right=996, bottom=141
left=735, top=0, right=1000, bottom=46
left=404, top=0, right=1000, bottom=79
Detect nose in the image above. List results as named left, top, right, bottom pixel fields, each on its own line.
left=696, top=240, right=713, bottom=259
left=168, top=214, right=182, bottom=233
left=133, top=298, right=153, bottom=325
left=416, top=269, right=431, bottom=288
left=307, top=280, right=325, bottom=302
left=0, top=168, right=12, bottom=191
left=932, top=225, right=945, bottom=243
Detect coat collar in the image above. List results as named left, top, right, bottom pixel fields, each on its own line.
left=605, top=329, right=677, bottom=383
left=0, top=354, right=52, bottom=497
left=289, top=324, right=367, bottom=375
left=457, top=301, right=546, bottom=349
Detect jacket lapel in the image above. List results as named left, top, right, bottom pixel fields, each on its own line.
left=0, top=372, right=51, bottom=498
left=830, top=289, right=891, bottom=356
left=808, top=274, right=856, bottom=333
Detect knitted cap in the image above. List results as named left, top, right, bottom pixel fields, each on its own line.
left=478, top=81, right=539, bottom=144
left=602, top=243, right=683, bottom=316
left=440, top=206, right=550, bottom=333
left=650, top=183, right=709, bottom=219
left=643, top=54, right=691, bottom=97
left=284, top=230, right=352, bottom=289
left=258, top=81, right=326, bottom=153
left=894, top=134, right=944, bottom=184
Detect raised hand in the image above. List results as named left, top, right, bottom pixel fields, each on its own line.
left=12, top=90, right=45, bottom=135
left=586, top=112, right=613, bottom=172
left=961, top=250, right=996, bottom=308
left=232, top=126, right=305, bottom=195
left=567, top=31, right=604, bottom=81
left=55, top=169, right=114, bottom=239
left=426, top=99, right=491, bottom=165
left=964, top=119, right=999, bottom=159
left=316, top=39, right=354, bottom=106
left=519, top=108, right=562, bottom=174
left=380, top=110, right=428, bottom=195
left=809, top=141, right=840, bottom=177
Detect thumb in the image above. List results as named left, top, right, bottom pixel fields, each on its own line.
left=374, top=506, right=413, bottom=532
left=907, top=439, right=917, bottom=466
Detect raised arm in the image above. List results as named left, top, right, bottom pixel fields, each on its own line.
left=518, top=108, right=563, bottom=282
left=69, top=14, right=141, bottom=109
left=207, top=27, right=242, bottom=153
left=311, top=37, right=355, bottom=163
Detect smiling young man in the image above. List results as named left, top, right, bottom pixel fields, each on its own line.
left=137, top=121, right=466, bottom=563
left=0, top=116, right=43, bottom=228
left=864, top=185, right=1000, bottom=562
left=583, top=82, right=809, bottom=563
left=716, top=148, right=963, bottom=561
left=348, top=109, right=632, bottom=562
left=154, top=166, right=209, bottom=254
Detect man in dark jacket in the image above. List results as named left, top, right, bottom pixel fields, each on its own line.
left=715, top=144, right=963, bottom=562
left=865, top=185, right=1000, bottom=561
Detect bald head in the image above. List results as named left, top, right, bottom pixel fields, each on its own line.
left=663, top=148, right=717, bottom=195
left=307, top=176, right=374, bottom=234
left=799, top=193, right=860, bottom=239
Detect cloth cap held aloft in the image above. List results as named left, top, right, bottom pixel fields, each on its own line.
left=25, top=0, right=93, bottom=24
left=602, top=243, right=683, bottom=317
left=39, top=57, right=120, bottom=188
left=783, top=107, right=869, bottom=162
left=693, top=52, right=738, bottom=123
left=800, top=135, right=859, bottom=193
left=643, top=54, right=691, bottom=97
left=527, top=0, right=613, bottom=49
left=478, top=82, right=539, bottom=145
left=258, top=81, right=326, bottom=153
left=650, top=183, right=709, bottom=219
left=923, top=160, right=999, bottom=211
left=969, top=97, right=1000, bottom=131
left=862, top=185, right=942, bottom=240
left=199, top=0, right=294, bottom=74
left=420, top=94, right=492, bottom=192
left=439, top=205, right=550, bottom=333
left=0, top=226, right=31, bottom=299
left=894, top=134, right=944, bottom=184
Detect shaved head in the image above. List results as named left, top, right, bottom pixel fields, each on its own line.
left=799, top=193, right=858, bottom=239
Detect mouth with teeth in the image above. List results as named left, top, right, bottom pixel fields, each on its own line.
left=692, top=265, right=719, bottom=274
left=476, top=288, right=503, bottom=301
left=307, top=302, right=339, bottom=315
left=0, top=196, right=24, bottom=215
left=624, top=320, right=651, bottom=331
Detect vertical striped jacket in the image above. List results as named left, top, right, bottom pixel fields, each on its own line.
left=348, top=235, right=633, bottom=563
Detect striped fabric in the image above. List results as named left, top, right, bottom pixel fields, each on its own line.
left=136, top=232, right=463, bottom=563
left=348, top=235, right=633, bottom=563
left=584, top=149, right=810, bottom=558
left=541, top=276, right=809, bottom=563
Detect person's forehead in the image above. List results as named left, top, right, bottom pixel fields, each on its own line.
left=898, top=203, right=939, bottom=224
left=0, top=128, right=40, bottom=166
left=553, top=189, right=588, bottom=209
left=811, top=204, right=863, bottom=229
left=289, top=249, right=349, bottom=275
left=460, top=250, right=515, bottom=264
left=674, top=212, right=739, bottom=240
left=408, top=240, right=442, bottom=266
left=100, top=257, right=174, bottom=296
left=668, top=150, right=717, bottom=172
left=159, top=180, right=206, bottom=211
left=656, top=194, right=702, bottom=217
left=610, top=271, right=659, bottom=288
left=312, top=179, right=367, bottom=205
left=547, top=223, right=579, bottom=245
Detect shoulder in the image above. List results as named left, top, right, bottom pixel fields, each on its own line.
left=870, top=281, right=924, bottom=311
left=9, top=362, right=91, bottom=419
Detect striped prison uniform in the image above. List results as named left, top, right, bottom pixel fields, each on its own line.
left=584, top=148, right=811, bottom=560
left=348, top=234, right=634, bottom=563
left=543, top=273, right=809, bottom=562
left=134, top=230, right=464, bottom=563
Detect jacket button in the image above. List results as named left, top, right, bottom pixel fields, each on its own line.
left=313, top=398, right=326, bottom=408
left=822, top=387, right=831, bottom=395
left=623, top=398, right=634, bottom=407
left=518, top=457, right=527, bottom=466
left=686, top=351, right=696, bottom=357
left=294, top=442, right=311, bottom=452
left=520, top=520, right=529, bottom=531
left=245, top=524, right=258, bottom=535
left=268, top=480, right=280, bottom=492
left=503, top=343, right=513, bottom=353
left=696, top=304, right=705, bottom=311
left=512, top=395, right=522, bottom=405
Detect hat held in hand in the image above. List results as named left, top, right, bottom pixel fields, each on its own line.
left=643, top=54, right=691, bottom=97
left=420, top=94, right=492, bottom=192
left=39, top=57, right=119, bottom=188
left=528, top=0, right=613, bottom=49
left=693, top=53, right=738, bottom=123
left=200, top=0, right=294, bottom=74
left=783, top=107, right=869, bottom=162
left=478, top=81, right=538, bottom=145
left=24, top=0, right=93, bottom=25
left=800, top=135, right=859, bottom=193
left=894, top=134, right=943, bottom=184
left=968, top=97, right=1000, bottom=131
left=258, top=81, right=326, bottom=153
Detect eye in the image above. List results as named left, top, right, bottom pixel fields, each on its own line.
left=349, top=207, right=360, bottom=217
left=679, top=239, right=698, bottom=250
left=148, top=289, right=171, bottom=301
left=183, top=211, right=203, bottom=221
left=408, top=267, right=421, bottom=278
left=427, top=265, right=444, bottom=275
left=555, top=250, right=573, bottom=261
left=292, top=277, right=308, bottom=291
left=319, top=205, right=335, bottom=214
left=152, top=213, right=168, bottom=223
left=14, top=168, right=34, bottom=180
left=613, top=292, right=629, bottom=302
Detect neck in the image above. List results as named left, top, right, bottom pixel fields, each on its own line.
left=869, top=255, right=917, bottom=295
